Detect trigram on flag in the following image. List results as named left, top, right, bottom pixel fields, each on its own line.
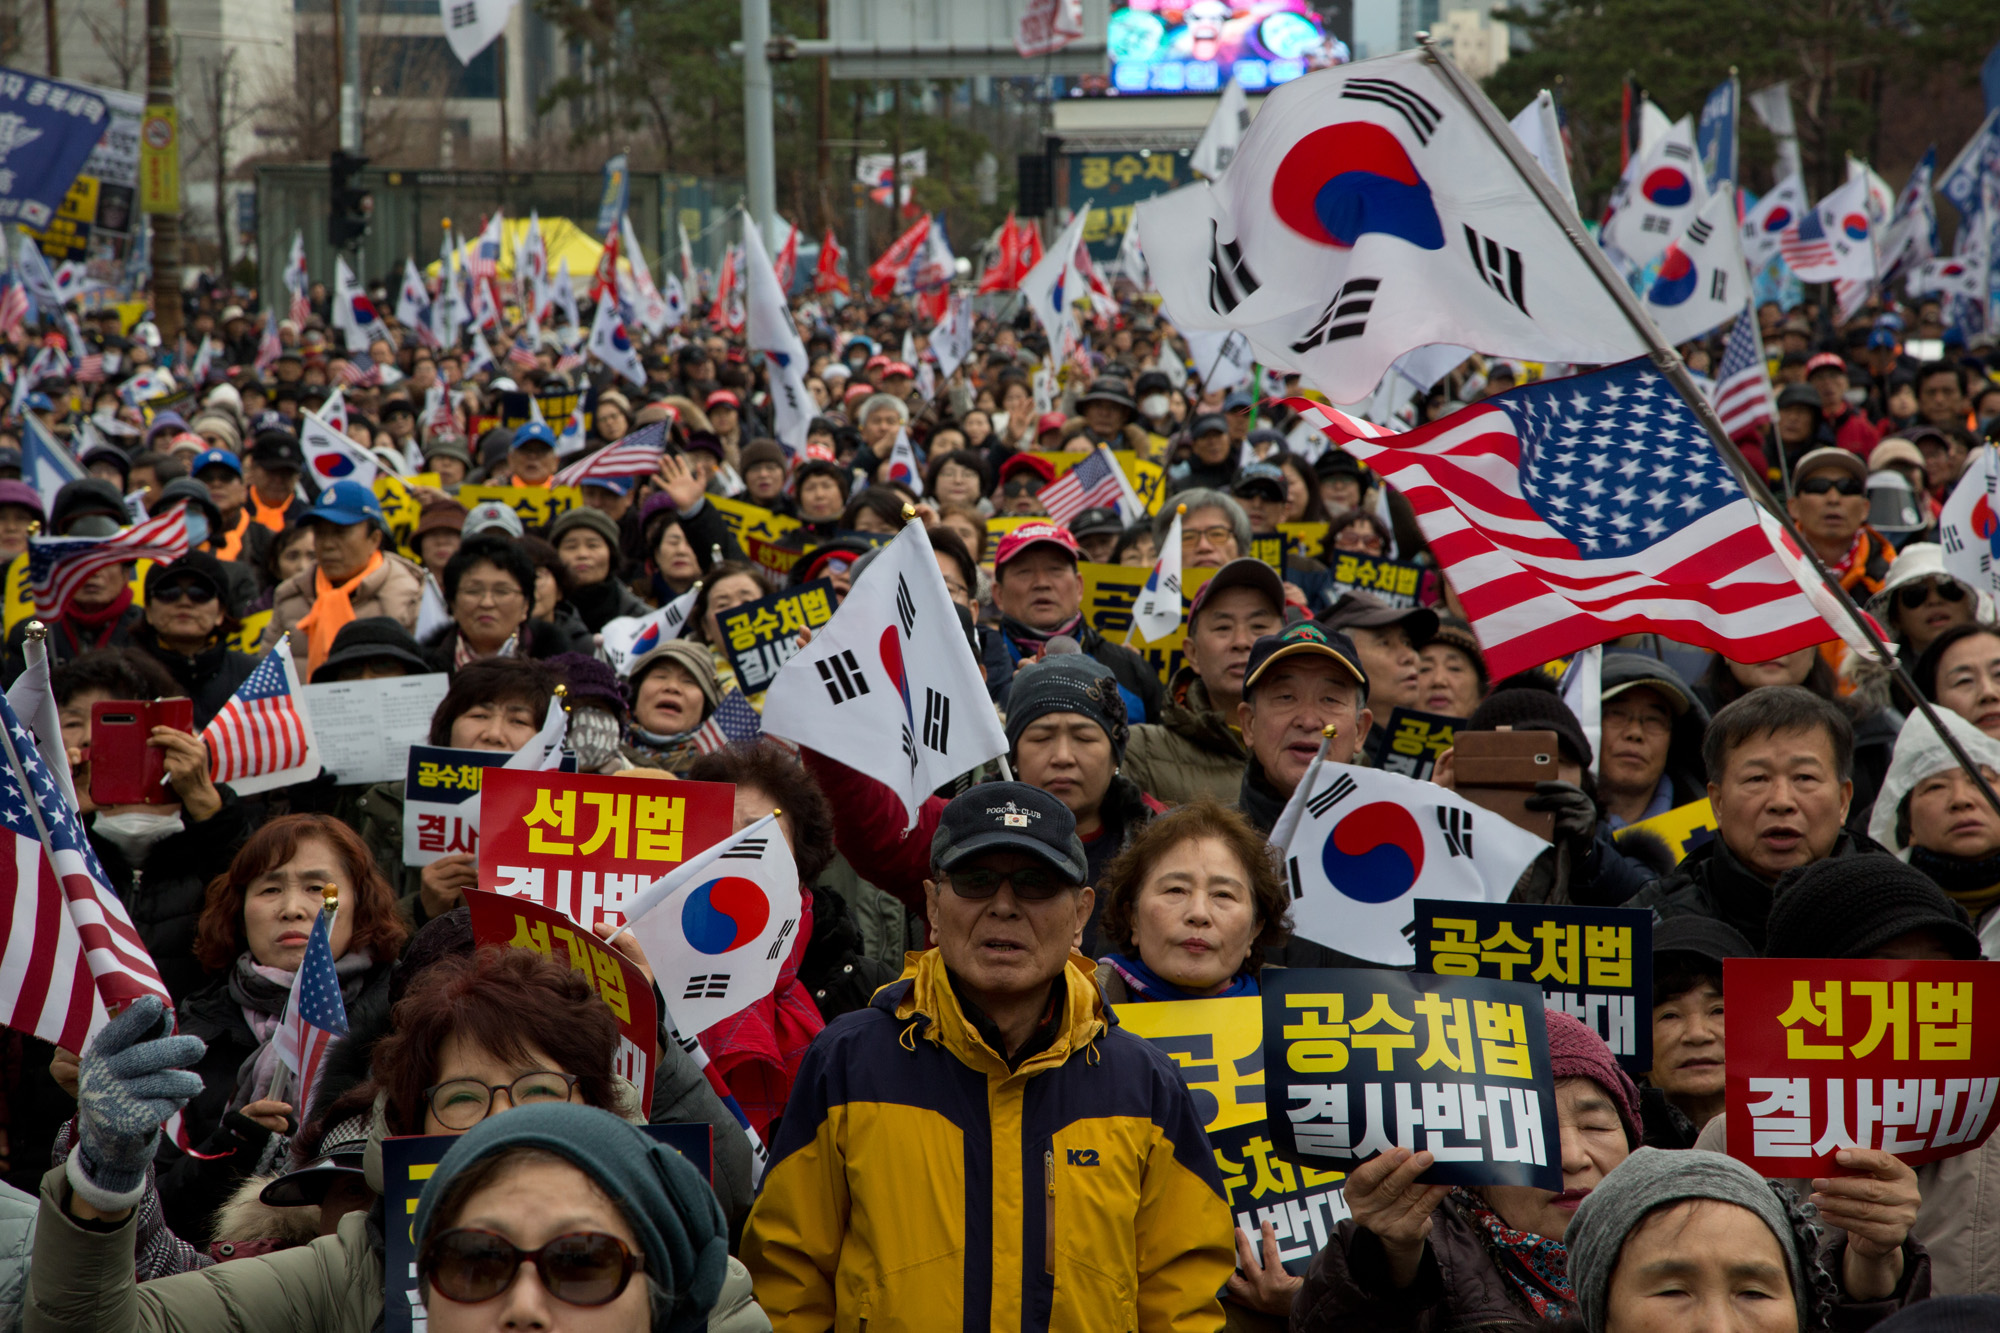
left=1036, top=448, right=1124, bottom=526
left=29, top=508, right=188, bottom=617
left=552, top=421, right=666, bottom=488
left=201, top=641, right=318, bottom=792
left=270, top=904, right=349, bottom=1105
left=1711, top=306, right=1775, bottom=440
left=1283, top=357, right=1844, bottom=678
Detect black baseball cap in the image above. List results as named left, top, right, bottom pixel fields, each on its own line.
left=250, top=430, right=304, bottom=472
left=1187, top=557, right=1286, bottom=629
left=1066, top=506, right=1125, bottom=540
left=1652, top=915, right=1757, bottom=971
left=1242, top=621, right=1369, bottom=699
left=929, top=782, right=1087, bottom=882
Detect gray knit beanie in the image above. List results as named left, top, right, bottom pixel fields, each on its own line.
left=1565, top=1147, right=1806, bottom=1333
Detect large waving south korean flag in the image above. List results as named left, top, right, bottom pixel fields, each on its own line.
left=1278, top=762, right=1546, bottom=966
left=1138, top=49, right=1648, bottom=402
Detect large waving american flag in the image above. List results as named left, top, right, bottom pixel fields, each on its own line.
left=201, top=640, right=320, bottom=795
left=29, top=508, right=189, bottom=616
left=552, top=420, right=666, bottom=488
left=1284, top=358, right=1852, bottom=679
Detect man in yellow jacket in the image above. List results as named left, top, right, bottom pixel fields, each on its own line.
left=742, top=782, right=1235, bottom=1332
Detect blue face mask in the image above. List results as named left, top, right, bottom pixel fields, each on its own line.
left=181, top=509, right=210, bottom=546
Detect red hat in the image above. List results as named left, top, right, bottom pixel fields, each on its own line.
left=705, top=389, right=741, bottom=410
left=865, top=354, right=892, bottom=373
left=883, top=361, right=915, bottom=379
left=1545, top=1009, right=1642, bottom=1147
left=994, top=520, right=1081, bottom=569
left=1804, top=352, right=1848, bottom=376
left=998, top=453, right=1057, bottom=487
left=1036, top=412, right=1069, bottom=436
left=842, top=383, right=873, bottom=405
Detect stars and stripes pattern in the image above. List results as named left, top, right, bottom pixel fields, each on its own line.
left=270, top=904, right=348, bottom=1105
left=1777, top=210, right=1836, bottom=273
left=1284, top=358, right=1842, bottom=678
left=467, top=213, right=504, bottom=282
left=0, top=274, right=29, bottom=337
left=1035, top=447, right=1127, bottom=526
left=201, top=643, right=313, bottom=786
left=1712, top=306, right=1775, bottom=440
left=693, top=688, right=764, bottom=753
left=29, top=508, right=188, bottom=617
left=332, top=358, right=381, bottom=387
left=552, top=421, right=666, bottom=487
left=286, top=231, right=312, bottom=326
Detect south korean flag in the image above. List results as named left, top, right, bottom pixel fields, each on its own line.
left=1642, top=189, right=1749, bottom=347
left=1277, top=763, right=1545, bottom=966
left=761, top=520, right=1009, bottom=828
left=621, top=814, right=803, bottom=1035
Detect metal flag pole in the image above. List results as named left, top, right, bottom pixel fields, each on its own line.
left=1416, top=32, right=2000, bottom=821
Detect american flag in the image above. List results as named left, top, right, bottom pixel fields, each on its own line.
left=1711, top=306, right=1775, bottom=440
left=201, top=641, right=316, bottom=788
left=507, top=333, right=539, bottom=371
left=72, top=352, right=104, bottom=382
left=286, top=231, right=312, bottom=326
left=1036, top=447, right=1125, bottom=526
left=1284, top=358, right=1845, bottom=678
left=269, top=903, right=348, bottom=1108
left=693, top=688, right=765, bottom=754
left=256, top=310, right=283, bottom=372
left=553, top=421, right=666, bottom=487
left=1778, top=209, right=1836, bottom=273
left=332, top=358, right=380, bottom=387
left=467, top=213, right=505, bottom=282
left=30, top=508, right=188, bottom=617
left=0, top=274, right=30, bottom=337
left=553, top=350, right=586, bottom=374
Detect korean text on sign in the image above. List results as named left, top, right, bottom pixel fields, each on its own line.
left=401, top=743, right=510, bottom=867
left=464, top=889, right=658, bottom=1117
left=1263, top=969, right=1561, bottom=1190
left=476, top=769, right=736, bottom=931
left=1725, top=958, right=2000, bottom=1176
left=1120, top=996, right=1350, bottom=1276
left=716, top=579, right=836, bottom=694
left=1366, top=707, right=1461, bottom=782
left=1415, top=900, right=1653, bottom=1073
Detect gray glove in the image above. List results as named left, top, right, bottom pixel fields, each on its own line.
left=66, top=994, right=206, bottom=1211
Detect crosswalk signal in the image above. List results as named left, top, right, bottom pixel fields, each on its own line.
left=329, top=150, right=372, bottom=251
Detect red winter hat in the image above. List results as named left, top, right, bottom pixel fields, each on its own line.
left=997, top=453, right=1056, bottom=487
left=994, top=520, right=1080, bottom=569
left=1545, top=1009, right=1641, bottom=1148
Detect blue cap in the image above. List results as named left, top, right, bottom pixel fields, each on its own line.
left=1222, top=389, right=1254, bottom=412
left=1868, top=329, right=1897, bottom=351
left=511, top=421, right=558, bottom=451
left=190, top=447, right=242, bottom=477
left=24, top=392, right=52, bottom=412
left=582, top=474, right=634, bottom=496
left=306, top=479, right=384, bottom=527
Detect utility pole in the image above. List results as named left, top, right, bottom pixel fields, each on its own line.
left=740, top=0, right=775, bottom=249
left=814, top=0, right=830, bottom=233
left=339, top=0, right=359, bottom=151
left=42, top=0, right=54, bottom=74
left=145, top=0, right=178, bottom=340
left=496, top=33, right=509, bottom=175
left=890, top=81, right=902, bottom=228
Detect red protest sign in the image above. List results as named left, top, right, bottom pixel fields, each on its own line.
left=1725, top=958, right=2000, bottom=1177
left=464, top=889, right=659, bottom=1117
left=476, top=770, right=736, bottom=931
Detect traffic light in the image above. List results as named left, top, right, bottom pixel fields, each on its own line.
left=329, top=150, right=372, bottom=251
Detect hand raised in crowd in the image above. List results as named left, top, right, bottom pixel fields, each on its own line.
left=419, top=852, right=478, bottom=920
left=151, top=726, right=221, bottom=822
left=1524, top=779, right=1597, bottom=847
left=1342, top=1146, right=1450, bottom=1290
left=1813, top=1146, right=1920, bottom=1300
left=656, top=450, right=706, bottom=514
left=1227, top=1220, right=1305, bottom=1314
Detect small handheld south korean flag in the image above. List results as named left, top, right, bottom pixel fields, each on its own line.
left=1132, top=505, right=1184, bottom=642
left=761, top=519, right=1008, bottom=828
left=619, top=813, right=803, bottom=1035
left=1279, top=762, right=1545, bottom=966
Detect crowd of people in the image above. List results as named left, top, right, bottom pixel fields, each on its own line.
left=0, top=211, right=1998, bottom=1333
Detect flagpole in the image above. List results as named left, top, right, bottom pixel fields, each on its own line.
left=1417, top=31, right=2000, bottom=822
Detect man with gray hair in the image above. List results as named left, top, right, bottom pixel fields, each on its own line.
left=856, top=392, right=908, bottom=455
left=1154, top=488, right=1251, bottom=569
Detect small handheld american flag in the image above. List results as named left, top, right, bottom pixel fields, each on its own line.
left=271, top=901, right=348, bottom=1112
left=553, top=421, right=667, bottom=488
left=1711, top=306, right=1775, bottom=441
left=201, top=640, right=320, bottom=795
left=1035, top=447, right=1125, bottom=526
left=693, top=688, right=764, bottom=754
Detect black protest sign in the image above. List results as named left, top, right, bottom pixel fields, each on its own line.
left=1414, top=900, right=1653, bottom=1073
left=715, top=580, right=836, bottom=694
left=1363, top=706, right=1462, bottom=780
left=1263, top=968, right=1561, bottom=1190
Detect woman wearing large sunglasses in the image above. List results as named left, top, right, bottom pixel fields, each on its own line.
left=1864, top=543, right=1987, bottom=665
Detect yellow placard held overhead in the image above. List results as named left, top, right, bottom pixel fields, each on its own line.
left=139, top=106, right=179, bottom=214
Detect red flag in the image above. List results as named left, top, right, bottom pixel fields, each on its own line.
left=772, top=224, right=800, bottom=292
left=711, top=249, right=742, bottom=332
left=813, top=228, right=851, bottom=296
left=592, top=226, right=622, bottom=305
left=979, top=212, right=1024, bottom=293
left=1014, top=222, right=1045, bottom=286
left=868, top=215, right=932, bottom=299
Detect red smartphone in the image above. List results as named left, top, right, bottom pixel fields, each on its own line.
left=89, top=698, right=194, bottom=806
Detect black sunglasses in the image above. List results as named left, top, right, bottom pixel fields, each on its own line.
left=421, top=1228, right=642, bottom=1307
left=1896, top=580, right=1968, bottom=610
left=1796, top=475, right=1865, bottom=498
left=943, top=865, right=1071, bottom=901
left=150, top=582, right=217, bottom=605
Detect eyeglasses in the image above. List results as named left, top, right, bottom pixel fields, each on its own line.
left=421, top=1228, right=641, bottom=1307
left=151, top=582, right=217, bottom=605
left=1897, top=579, right=1968, bottom=610
left=422, top=1070, right=579, bottom=1129
left=457, top=582, right=525, bottom=606
left=1179, top=525, right=1236, bottom=548
left=943, top=866, right=1071, bottom=901
left=1796, top=475, right=1865, bottom=498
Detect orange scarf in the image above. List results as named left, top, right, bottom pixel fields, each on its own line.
left=508, top=473, right=553, bottom=490
left=295, top=549, right=384, bottom=678
left=216, top=508, right=251, bottom=562
left=250, top=491, right=291, bottom=532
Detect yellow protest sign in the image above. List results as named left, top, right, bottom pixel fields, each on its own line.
left=3, top=552, right=153, bottom=635
left=1116, top=997, right=1266, bottom=1134
left=456, top=484, right=581, bottom=533
left=1080, top=561, right=1212, bottom=686
left=374, top=474, right=423, bottom=559
left=709, top=494, right=802, bottom=549
left=1279, top=521, right=1329, bottom=563
left=233, top=609, right=273, bottom=654
left=28, top=174, right=100, bottom=263
left=1616, top=798, right=1717, bottom=864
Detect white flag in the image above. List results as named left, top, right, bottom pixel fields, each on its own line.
left=503, top=689, right=569, bottom=771
left=1509, top=90, right=1576, bottom=216
left=1190, top=76, right=1250, bottom=180
left=761, top=521, right=1008, bottom=827
left=884, top=428, right=923, bottom=496
left=299, top=405, right=379, bottom=489
left=1602, top=115, right=1708, bottom=270
left=1279, top=762, right=1546, bottom=965
left=931, top=291, right=974, bottom=380
left=621, top=213, right=672, bottom=336
left=442, top=0, right=515, bottom=65
left=1183, top=328, right=1253, bottom=393
left=1019, top=207, right=1091, bottom=361
left=1942, top=446, right=2000, bottom=607
left=1643, top=190, right=1748, bottom=346
left=1140, top=52, right=1648, bottom=403
left=396, top=259, right=430, bottom=329
left=1740, top=175, right=1809, bottom=270
left=550, top=256, right=580, bottom=333
left=741, top=215, right=814, bottom=461
left=620, top=814, right=804, bottom=1035
left=586, top=294, right=645, bottom=388
left=331, top=257, right=382, bottom=354
left=1117, top=207, right=1149, bottom=291
left=1132, top=508, right=1183, bottom=642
